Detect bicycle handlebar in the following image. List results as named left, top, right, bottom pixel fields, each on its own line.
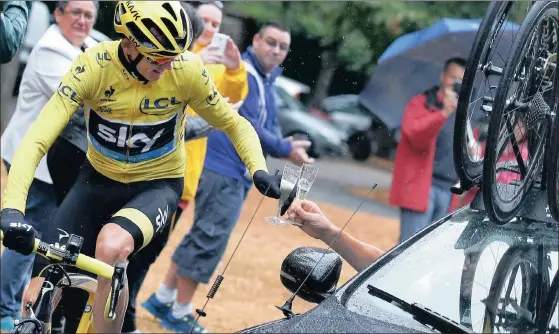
left=0, top=230, right=114, bottom=279
left=0, top=230, right=123, bottom=321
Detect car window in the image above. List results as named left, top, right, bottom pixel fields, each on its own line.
left=323, top=96, right=362, bottom=115
left=342, top=209, right=559, bottom=333
left=275, top=86, right=307, bottom=111
left=332, top=105, right=365, bottom=115
left=274, top=88, right=287, bottom=109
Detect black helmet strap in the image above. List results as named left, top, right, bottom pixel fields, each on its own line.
left=118, top=44, right=149, bottom=84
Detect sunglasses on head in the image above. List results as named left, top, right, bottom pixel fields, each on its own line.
left=146, top=56, right=175, bottom=66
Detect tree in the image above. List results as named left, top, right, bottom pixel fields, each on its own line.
left=229, top=1, right=490, bottom=107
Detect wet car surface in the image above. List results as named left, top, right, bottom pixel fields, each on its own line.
left=240, top=207, right=559, bottom=333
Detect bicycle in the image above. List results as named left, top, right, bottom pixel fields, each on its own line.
left=454, top=0, right=558, bottom=225
left=454, top=0, right=517, bottom=189
left=453, top=1, right=536, bottom=190
left=455, top=216, right=558, bottom=332
left=0, top=230, right=126, bottom=334
left=481, top=244, right=553, bottom=333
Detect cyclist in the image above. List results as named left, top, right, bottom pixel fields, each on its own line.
left=0, top=1, right=281, bottom=332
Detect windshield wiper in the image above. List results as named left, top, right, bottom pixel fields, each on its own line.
left=367, top=285, right=473, bottom=334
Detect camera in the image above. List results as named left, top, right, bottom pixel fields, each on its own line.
left=453, top=79, right=462, bottom=94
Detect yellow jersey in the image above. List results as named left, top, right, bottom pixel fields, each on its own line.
left=181, top=43, right=249, bottom=202
left=2, top=40, right=267, bottom=214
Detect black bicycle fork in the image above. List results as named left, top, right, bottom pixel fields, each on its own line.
left=13, top=266, right=65, bottom=334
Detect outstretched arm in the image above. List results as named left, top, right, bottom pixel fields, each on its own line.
left=286, top=200, right=385, bottom=272
left=319, top=226, right=385, bottom=272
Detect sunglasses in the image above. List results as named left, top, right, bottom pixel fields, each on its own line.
left=146, top=56, right=175, bottom=66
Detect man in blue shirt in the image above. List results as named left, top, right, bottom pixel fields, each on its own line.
left=142, top=21, right=313, bottom=333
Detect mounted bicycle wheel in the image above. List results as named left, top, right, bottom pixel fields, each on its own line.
left=483, top=0, right=558, bottom=224
left=482, top=246, right=547, bottom=333
left=454, top=0, right=514, bottom=187
left=546, top=104, right=559, bottom=223
left=538, top=269, right=559, bottom=333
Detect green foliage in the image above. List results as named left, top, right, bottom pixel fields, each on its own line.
left=230, top=1, right=492, bottom=74
left=94, top=1, right=118, bottom=40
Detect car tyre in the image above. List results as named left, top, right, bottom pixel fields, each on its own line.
left=348, top=131, right=371, bottom=162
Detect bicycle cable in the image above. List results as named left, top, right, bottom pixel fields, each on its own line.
left=276, top=182, right=378, bottom=318
left=29, top=263, right=73, bottom=307
left=190, top=169, right=280, bottom=334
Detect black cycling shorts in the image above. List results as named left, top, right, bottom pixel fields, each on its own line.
left=32, top=160, right=183, bottom=278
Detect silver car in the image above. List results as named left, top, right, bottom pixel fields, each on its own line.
left=274, top=85, right=349, bottom=159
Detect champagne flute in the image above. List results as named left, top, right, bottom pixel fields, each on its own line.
left=296, top=163, right=319, bottom=200
left=286, top=163, right=319, bottom=226
left=265, top=164, right=301, bottom=226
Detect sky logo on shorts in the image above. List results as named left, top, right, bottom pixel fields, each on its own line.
left=88, top=111, right=178, bottom=163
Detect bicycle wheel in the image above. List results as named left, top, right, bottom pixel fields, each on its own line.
left=538, top=269, right=559, bottom=333
left=546, top=110, right=559, bottom=222
left=483, top=0, right=558, bottom=224
left=454, top=0, right=514, bottom=187
left=482, top=246, right=545, bottom=333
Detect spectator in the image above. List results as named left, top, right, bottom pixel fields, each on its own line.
left=142, top=21, right=313, bottom=333
left=0, top=1, right=32, bottom=64
left=0, top=1, right=99, bottom=332
left=389, top=57, right=465, bottom=244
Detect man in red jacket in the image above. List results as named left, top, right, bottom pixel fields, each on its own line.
left=389, top=57, right=466, bottom=244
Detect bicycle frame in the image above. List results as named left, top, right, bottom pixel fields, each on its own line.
left=21, top=265, right=99, bottom=334
left=0, top=231, right=125, bottom=334
left=456, top=217, right=558, bottom=331
left=26, top=271, right=99, bottom=333
left=54, top=274, right=98, bottom=333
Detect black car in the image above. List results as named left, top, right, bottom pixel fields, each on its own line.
left=239, top=193, right=558, bottom=333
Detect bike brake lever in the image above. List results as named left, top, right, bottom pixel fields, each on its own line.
left=105, top=262, right=126, bottom=321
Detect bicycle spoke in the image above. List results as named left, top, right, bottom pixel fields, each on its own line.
left=504, top=117, right=528, bottom=178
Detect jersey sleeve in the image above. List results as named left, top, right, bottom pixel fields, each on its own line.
left=2, top=53, right=94, bottom=213
left=186, top=56, right=268, bottom=177
left=216, top=62, right=249, bottom=103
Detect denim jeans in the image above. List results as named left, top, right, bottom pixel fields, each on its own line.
left=172, top=168, right=250, bottom=284
left=0, top=161, right=57, bottom=318
left=398, top=185, right=452, bottom=244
